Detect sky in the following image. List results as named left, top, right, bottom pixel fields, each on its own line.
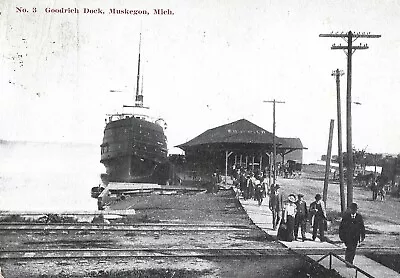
left=1, top=0, right=400, bottom=163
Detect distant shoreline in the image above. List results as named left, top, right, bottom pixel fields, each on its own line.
left=0, top=139, right=97, bottom=147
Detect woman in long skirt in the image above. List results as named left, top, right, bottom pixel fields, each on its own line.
left=283, top=194, right=297, bottom=242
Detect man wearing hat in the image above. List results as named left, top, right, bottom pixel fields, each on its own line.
left=339, top=203, right=365, bottom=266
left=294, top=193, right=308, bottom=241
left=283, top=194, right=297, bottom=241
left=309, top=193, right=327, bottom=241
left=269, top=185, right=283, bottom=230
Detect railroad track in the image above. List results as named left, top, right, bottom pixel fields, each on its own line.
left=2, top=247, right=400, bottom=260
left=3, top=222, right=400, bottom=262
left=0, top=223, right=255, bottom=232
left=0, top=247, right=304, bottom=260
left=0, top=247, right=400, bottom=261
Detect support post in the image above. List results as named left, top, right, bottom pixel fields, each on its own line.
left=263, top=99, right=285, bottom=186
left=323, top=119, right=335, bottom=206
left=268, top=152, right=272, bottom=187
left=346, top=32, right=354, bottom=207
left=273, top=101, right=276, bottom=184
left=319, top=30, right=381, bottom=207
left=333, top=69, right=346, bottom=213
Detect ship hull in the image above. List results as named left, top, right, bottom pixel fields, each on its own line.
left=102, top=155, right=170, bottom=184
left=100, top=116, right=169, bottom=184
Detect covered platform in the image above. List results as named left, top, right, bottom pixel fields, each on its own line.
left=176, top=119, right=306, bottom=182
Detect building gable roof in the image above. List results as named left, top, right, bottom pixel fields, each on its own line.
left=177, top=119, right=279, bottom=150
left=278, top=137, right=307, bottom=150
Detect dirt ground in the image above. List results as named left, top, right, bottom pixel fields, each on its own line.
left=0, top=190, right=341, bottom=278
left=1, top=164, right=399, bottom=277
left=1, top=255, right=343, bottom=278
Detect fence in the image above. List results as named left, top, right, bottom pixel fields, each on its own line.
left=316, top=252, right=375, bottom=278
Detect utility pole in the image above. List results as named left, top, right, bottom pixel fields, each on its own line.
left=323, top=119, right=335, bottom=207
left=319, top=31, right=381, bottom=207
left=332, top=69, right=346, bottom=213
left=263, top=100, right=285, bottom=187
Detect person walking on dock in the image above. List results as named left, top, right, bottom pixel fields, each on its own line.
left=310, top=193, right=327, bottom=242
left=283, top=194, right=297, bottom=241
left=254, top=176, right=264, bottom=206
left=261, top=173, right=270, bottom=197
left=243, top=173, right=251, bottom=200
left=269, top=185, right=283, bottom=230
left=339, top=203, right=365, bottom=266
left=211, top=172, right=219, bottom=193
left=294, top=193, right=308, bottom=241
left=248, top=172, right=256, bottom=200
left=239, top=171, right=247, bottom=199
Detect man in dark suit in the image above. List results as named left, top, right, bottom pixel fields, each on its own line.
left=339, top=203, right=365, bottom=266
left=294, top=193, right=308, bottom=241
left=310, top=193, right=327, bottom=241
left=269, top=185, right=283, bottom=230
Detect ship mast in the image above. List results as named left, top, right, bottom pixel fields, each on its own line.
left=135, top=33, right=143, bottom=107
left=141, top=76, right=144, bottom=95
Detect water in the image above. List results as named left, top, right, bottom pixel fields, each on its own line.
left=0, top=141, right=104, bottom=211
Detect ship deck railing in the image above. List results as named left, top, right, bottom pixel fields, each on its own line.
left=105, top=113, right=165, bottom=127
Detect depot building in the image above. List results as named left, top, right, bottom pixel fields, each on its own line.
left=176, top=119, right=306, bottom=177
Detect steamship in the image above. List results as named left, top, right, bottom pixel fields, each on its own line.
left=99, top=35, right=169, bottom=185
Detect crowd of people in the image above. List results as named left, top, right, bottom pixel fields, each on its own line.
left=271, top=191, right=328, bottom=243
left=224, top=163, right=370, bottom=271
left=232, top=169, right=269, bottom=205
left=270, top=188, right=365, bottom=260
left=230, top=168, right=328, bottom=242
left=227, top=166, right=366, bottom=266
